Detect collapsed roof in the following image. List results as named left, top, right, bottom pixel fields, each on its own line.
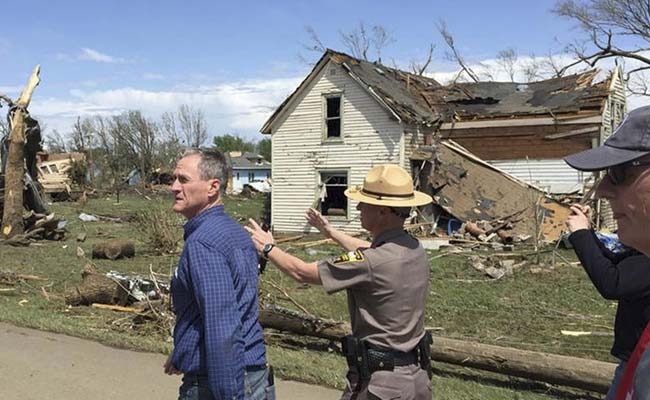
left=427, top=70, right=610, bottom=120
left=261, top=50, right=614, bottom=134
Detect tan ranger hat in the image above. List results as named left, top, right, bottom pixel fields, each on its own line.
left=344, top=164, right=433, bottom=207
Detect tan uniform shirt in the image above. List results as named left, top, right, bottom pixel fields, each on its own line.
left=317, top=228, right=430, bottom=352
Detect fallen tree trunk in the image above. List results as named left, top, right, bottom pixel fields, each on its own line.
left=259, top=306, right=615, bottom=394
left=92, top=239, right=135, bottom=260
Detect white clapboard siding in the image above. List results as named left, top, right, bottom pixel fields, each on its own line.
left=270, top=60, right=404, bottom=233
left=488, top=159, right=587, bottom=194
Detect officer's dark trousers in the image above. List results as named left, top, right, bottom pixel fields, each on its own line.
left=340, top=365, right=432, bottom=400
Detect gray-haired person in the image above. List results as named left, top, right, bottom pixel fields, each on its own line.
left=164, top=149, right=274, bottom=400
left=564, top=105, right=650, bottom=399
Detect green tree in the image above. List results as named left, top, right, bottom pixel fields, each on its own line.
left=257, top=138, right=271, bottom=161
left=213, top=134, right=255, bottom=153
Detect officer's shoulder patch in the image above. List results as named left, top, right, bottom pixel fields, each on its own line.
left=331, top=250, right=365, bottom=265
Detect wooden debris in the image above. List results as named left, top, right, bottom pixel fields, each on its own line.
left=91, top=303, right=141, bottom=314
left=275, top=235, right=304, bottom=244
left=92, top=239, right=135, bottom=260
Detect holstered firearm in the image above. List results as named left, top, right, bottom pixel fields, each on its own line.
left=418, top=331, right=433, bottom=379
left=341, top=335, right=371, bottom=379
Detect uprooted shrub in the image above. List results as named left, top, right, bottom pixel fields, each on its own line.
left=134, top=206, right=183, bottom=254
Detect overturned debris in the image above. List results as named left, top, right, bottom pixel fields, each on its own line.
left=412, top=140, right=571, bottom=242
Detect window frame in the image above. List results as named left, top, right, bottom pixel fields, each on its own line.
left=322, top=92, right=344, bottom=142
left=317, top=169, right=350, bottom=221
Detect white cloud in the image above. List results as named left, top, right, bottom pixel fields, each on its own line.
left=0, top=85, right=22, bottom=95
left=78, top=48, right=128, bottom=64
left=30, top=77, right=301, bottom=142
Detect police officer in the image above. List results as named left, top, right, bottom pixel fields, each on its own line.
left=246, top=164, right=433, bottom=400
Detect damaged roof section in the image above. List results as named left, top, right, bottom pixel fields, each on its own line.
left=427, top=70, right=610, bottom=120
left=262, top=49, right=614, bottom=134
left=327, top=50, right=442, bottom=126
left=413, top=140, right=570, bottom=240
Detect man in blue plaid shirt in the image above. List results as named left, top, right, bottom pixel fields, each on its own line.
left=164, top=149, right=274, bottom=400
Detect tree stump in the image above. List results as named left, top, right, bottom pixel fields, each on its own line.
left=64, top=265, right=129, bottom=306
left=92, top=239, right=135, bottom=260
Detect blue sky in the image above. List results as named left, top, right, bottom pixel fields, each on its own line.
left=0, top=1, right=619, bottom=144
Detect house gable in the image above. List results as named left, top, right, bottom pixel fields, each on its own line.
left=269, top=59, right=407, bottom=233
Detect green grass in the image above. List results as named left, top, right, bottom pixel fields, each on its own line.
left=0, top=191, right=615, bottom=399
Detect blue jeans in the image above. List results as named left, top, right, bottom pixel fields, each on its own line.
left=179, top=366, right=276, bottom=400
left=605, top=359, right=627, bottom=400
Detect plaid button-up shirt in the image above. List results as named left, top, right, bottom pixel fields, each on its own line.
left=171, top=205, right=266, bottom=399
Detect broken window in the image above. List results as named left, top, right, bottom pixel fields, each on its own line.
left=324, top=95, right=342, bottom=139
left=319, top=172, right=347, bottom=217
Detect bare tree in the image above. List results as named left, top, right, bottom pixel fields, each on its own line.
left=302, top=25, right=326, bottom=54
left=437, top=20, right=480, bottom=82
left=522, top=54, right=544, bottom=82
left=554, top=0, right=650, bottom=93
left=542, top=51, right=569, bottom=77
left=45, top=129, right=68, bottom=153
left=161, top=104, right=208, bottom=148
left=340, top=22, right=371, bottom=61
left=301, top=22, right=396, bottom=63
left=496, top=48, right=519, bottom=82
left=370, top=25, right=395, bottom=62
left=409, top=44, right=436, bottom=76
left=179, top=105, right=208, bottom=147
left=70, top=117, right=95, bottom=153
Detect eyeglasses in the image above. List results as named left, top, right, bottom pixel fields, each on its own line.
left=607, top=160, right=650, bottom=185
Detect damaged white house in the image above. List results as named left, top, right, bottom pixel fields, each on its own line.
left=260, top=49, right=626, bottom=233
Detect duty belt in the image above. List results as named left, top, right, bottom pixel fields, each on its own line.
left=341, top=333, right=433, bottom=379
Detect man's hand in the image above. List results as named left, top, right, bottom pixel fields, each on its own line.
left=305, top=208, right=332, bottom=237
left=565, top=204, right=593, bottom=233
left=163, top=354, right=181, bottom=375
left=245, top=219, right=275, bottom=252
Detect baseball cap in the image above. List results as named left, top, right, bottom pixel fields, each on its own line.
left=564, top=105, right=650, bottom=171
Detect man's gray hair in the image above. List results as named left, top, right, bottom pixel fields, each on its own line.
left=182, top=148, right=230, bottom=192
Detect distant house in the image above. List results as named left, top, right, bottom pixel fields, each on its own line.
left=261, top=49, right=626, bottom=233
left=228, top=151, right=271, bottom=193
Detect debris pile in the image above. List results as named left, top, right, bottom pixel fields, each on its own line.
left=448, top=219, right=530, bottom=249
left=468, top=255, right=529, bottom=280
left=64, top=264, right=173, bottom=334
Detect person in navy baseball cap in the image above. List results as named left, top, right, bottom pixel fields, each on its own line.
left=565, top=105, right=650, bottom=399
